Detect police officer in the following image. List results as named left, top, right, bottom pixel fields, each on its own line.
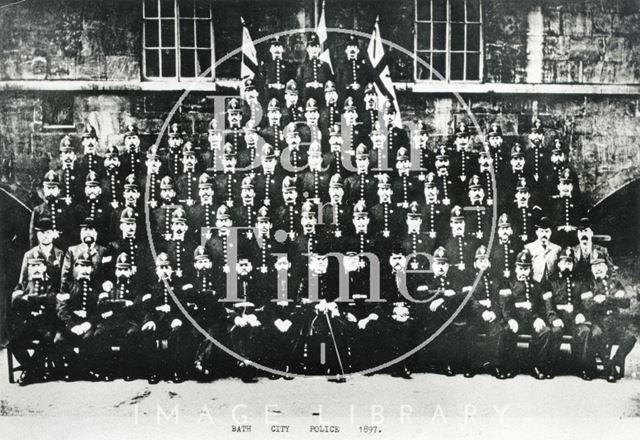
left=299, top=141, right=330, bottom=203
left=526, top=118, right=548, bottom=185
left=151, top=175, right=180, bottom=245
left=260, top=36, right=294, bottom=103
left=29, top=170, right=76, bottom=250
left=215, top=143, right=240, bottom=208
left=490, top=213, right=522, bottom=281
left=411, top=120, right=435, bottom=181
left=298, top=32, right=333, bottom=104
left=144, top=144, right=164, bottom=209
left=121, top=123, right=144, bottom=181
left=319, top=81, right=341, bottom=135
left=75, top=170, right=111, bottom=245
left=176, top=141, right=200, bottom=207
left=582, top=253, right=637, bottom=382
left=282, top=79, right=304, bottom=125
left=186, top=172, right=219, bottom=244
left=259, top=99, right=285, bottom=155
left=486, top=122, right=508, bottom=175
left=444, top=205, right=479, bottom=274
left=78, top=124, right=103, bottom=178
left=60, top=217, right=108, bottom=293
left=10, top=248, right=58, bottom=384
left=450, top=122, right=478, bottom=189
left=322, top=173, right=349, bottom=239
left=203, top=118, right=223, bottom=173
left=465, top=174, right=490, bottom=242
left=103, top=145, right=123, bottom=209
left=345, top=143, right=376, bottom=204
left=337, top=35, right=370, bottom=103
left=253, top=143, right=282, bottom=208
left=165, top=123, right=185, bottom=177
left=360, top=83, right=379, bottom=136
left=274, top=175, right=301, bottom=241
left=421, top=172, right=449, bottom=246
left=507, top=176, right=541, bottom=245
left=57, top=135, right=83, bottom=206
left=433, top=145, right=455, bottom=206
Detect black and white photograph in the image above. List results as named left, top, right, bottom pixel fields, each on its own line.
left=0, top=0, right=640, bottom=438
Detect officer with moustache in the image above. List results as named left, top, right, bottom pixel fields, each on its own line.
left=500, top=249, right=559, bottom=379
left=525, top=118, right=548, bottom=185
left=150, top=176, right=180, bottom=245
left=421, top=172, right=449, bottom=247
left=498, top=143, right=529, bottom=209
left=10, top=248, right=58, bottom=384
left=108, top=174, right=143, bottom=242
left=259, top=99, right=285, bottom=155
left=164, top=123, right=185, bottom=177
left=240, top=78, right=263, bottom=128
left=120, top=123, right=144, bottom=181
left=298, top=33, right=334, bottom=105
left=273, top=175, right=301, bottom=241
left=105, top=207, right=152, bottom=284
left=322, top=173, right=350, bottom=239
left=344, top=143, right=376, bottom=205
left=411, top=120, right=435, bottom=181
left=29, top=170, right=77, bottom=250
left=78, top=124, right=103, bottom=178
left=548, top=167, right=585, bottom=247
left=572, top=217, right=616, bottom=279
left=299, top=98, right=322, bottom=145
left=234, top=175, right=258, bottom=239
left=490, top=213, right=522, bottom=281
left=75, top=171, right=111, bottom=245
left=342, top=96, right=366, bottom=151
left=176, top=142, right=200, bottom=207
left=450, top=122, right=478, bottom=191
left=465, top=174, right=490, bottom=242
left=57, top=135, right=83, bottom=206
left=253, top=144, right=282, bottom=208
left=203, top=118, right=223, bottom=173
left=166, top=207, right=196, bottom=281
left=506, top=176, right=542, bottom=246
left=215, top=143, right=240, bottom=208
left=433, top=145, right=455, bottom=206
left=443, top=205, right=479, bottom=275
left=392, top=147, right=420, bottom=209
left=299, top=141, right=330, bottom=204
left=224, top=98, right=245, bottom=155
left=381, top=99, right=408, bottom=160
left=581, top=252, right=637, bottom=382
left=186, top=172, right=218, bottom=244
left=401, top=201, right=432, bottom=262
left=282, top=79, right=304, bottom=125
left=369, top=173, right=400, bottom=244
left=60, top=217, right=108, bottom=293
left=548, top=247, right=592, bottom=380
left=102, top=145, right=123, bottom=210
left=486, top=122, right=508, bottom=175
left=145, top=144, right=164, bottom=209
left=260, top=36, right=294, bottom=103
left=524, top=216, right=562, bottom=284
left=337, top=35, right=370, bottom=104
left=319, top=81, right=341, bottom=135
left=477, top=144, right=497, bottom=207
left=20, top=218, right=64, bottom=289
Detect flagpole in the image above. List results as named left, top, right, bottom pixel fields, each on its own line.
left=240, top=17, right=245, bottom=83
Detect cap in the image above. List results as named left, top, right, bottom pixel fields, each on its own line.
left=531, top=118, right=544, bottom=134
left=475, top=245, right=489, bottom=260
left=301, top=200, right=317, bottom=217
left=124, top=124, right=139, bottom=137
left=282, top=175, right=298, bottom=191
left=364, top=83, right=376, bottom=96
left=407, top=201, right=421, bottom=219
left=241, top=174, right=254, bottom=189
left=308, top=141, right=322, bottom=157
left=244, top=77, right=256, bottom=91
left=355, top=143, right=369, bottom=159
left=216, top=204, right=231, bottom=220
left=43, top=170, right=60, bottom=186
left=468, top=174, right=482, bottom=189
left=155, top=252, right=170, bottom=266
left=307, top=32, right=320, bottom=47
left=346, top=35, right=358, bottom=48
left=424, top=172, right=437, bottom=188
left=305, top=98, right=318, bottom=111
left=535, top=216, right=552, bottom=229
left=577, top=217, right=592, bottom=230
left=497, top=213, right=512, bottom=227
left=123, top=173, right=138, bottom=190
left=343, top=96, right=356, bottom=111
left=182, top=141, right=196, bottom=156
left=120, top=207, right=137, bottom=224
left=488, top=122, right=502, bottom=137
left=267, top=98, right=281, bottom=112
left=516, top=176, right=529, bottom=191
left=171, top=207, right=187, bottom=224
left=199, top=172, right=213, bottom=188
left=552, top=138, right=564, bottom=153
left=559, top=167, right=573, bottom=183
left=450, top=205, right=464, bottom=221
left=456, top=122, right=469, bottom=137
left=515, top=249, right=532, bottom=267
left=168, top=123, right=182, bottom=139
left=33, top=217, right=53, bottom=231
left=329, top=173, right=343, bottom=188
left=257, top=206, right=270, bottom=221
left=558, top=247, right=575, bottom=262
left=285, top=79, right=298, bottom=94
left=208, top=118, right=219, bottom=133
left=85, top=171, right=100, bottom=187
left=160, top=175, right=175, bottom=190
left=146, top=144, right=159, bottom=159
left=433, top=246, right=448, bottom=262
left=223, top=142, right=236, bottom=158
left=511, top=143, right=524, bottom=158
left=324, top=80, right=337, bottom=93
left=269, top=35, right=283, bottom=48
left=27, top=249, right=47, bottom=265
left=76, top=252, right=93, bottom=266
left=376, top=173, right=391, bottom=189
left=226, top=98, right=242, bottom=114
left=82, top=125, right=97, bottom=139
left=353, top=200, right=368, bottom=218
left=79, top=217, right=96, bottom=229
left=116, top=252, right=131, bottom=269
left=435, top=145, right=449, bottom=159
left=261, top=143, right=276, bottom=159
left=194, top=246, right=211, bottom=261
left=59, top=135, right=73, bottom=153
left=396, top=147, right=409, bottom=162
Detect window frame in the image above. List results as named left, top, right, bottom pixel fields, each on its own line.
left=142, top=0, right=216, bottom=82
left=413, top=0, right=483, bottom=83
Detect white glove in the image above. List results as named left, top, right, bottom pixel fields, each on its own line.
left=508, top=319, right=519, bottom=333
left=171, top=318, right=182, bottom=329
left=156, top=304, right=171, bottom=313
left=98, top=292, right=109, bottom=300
left=125, top=300, right=133, bottom=307
left=479, top=299, right=491, bottom=308
left=274, top=319, right=292, bottom=332
left=56, top=293, right=70, bottom=301
left=314, top=299, right=328, bottom=313
left=369, top=313, right=379, bottom=321
left=429, top=298, right=445, bottom=312
left=357, top=318, right=370, bottom=330
left=533, top=318, right=547, bottom=333
left=346, top=312, right=357, bottom=322
left=71, top=322, right=91, bottom=335
left=101, top=310, right=113, bottom=319
left=12, top=290, right=24, bottom=301
left=102, top=281, right=113, bottom=292
left=482, top=310, right=496, bottom=322
left=574, top=313, right=586, bottom=325
left=552, top=318, right=564, bottom=328
left=245, top=314, right=261, bottom=327
left=444, top=289, right=456, bottom=297
left=142, top=321, right=156, bottom=331
left=593, top=294, right=606, bottom=304
left=142, top=293, right=152, bottom=302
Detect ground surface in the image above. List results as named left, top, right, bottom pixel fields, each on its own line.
left=2, top=348, right=640, bottom=439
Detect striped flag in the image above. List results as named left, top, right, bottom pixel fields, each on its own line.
left=316, top=0, right=333, bottom=74
left=367, top=16, right=401, bottom=126
left=240, top=17, right=258, bottom=82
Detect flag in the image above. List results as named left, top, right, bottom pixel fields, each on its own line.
left=367, top=16, right=401, bottom=126
left=240, top=17, right=258, bottom=82
left=316, top=0, right=333, bottom=74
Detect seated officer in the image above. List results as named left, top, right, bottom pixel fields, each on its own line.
left=55, top=251, right=100, bottom=381
left=582, top=252, right=637, bottom=382
left=19, top=217, right=64, bottom=289
left=499, top=249, right=560, bottom=380
left=10, top=249, right=57, bottom=385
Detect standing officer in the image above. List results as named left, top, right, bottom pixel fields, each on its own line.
left=260, top=36, right=294, bottom=103
left=319, top=81, right=341, bottom=135
left=259, top=98, right=285, bottom=155
left=176, top=141, right=200, bottom=207
left=490, top=213, right=522, bottom=281
left=526, top=118, right=548, bottom=185
left=450, top=122, right=478, bottom=190
left=144, top=145, right=164, bottom=209
left=486, top=122, right=508, bottom=175
left=421, top=172, right=449, bottom=247
left=282, top=80, right=304, bottom=125
left=524, top=216, right=562, bottom=284
left=344, top=144, right=376, bottom=205
left=165, top=123, right=185, bottom=177
left=103, top=145, right=123, bottom=210
left=508, top=176, right=542, bottom=245
left=337, top=35, right=370, bottom=103
left=298, top=32, right=333, bottom=105
left=29, top=170, right=76, bottom=250
left=60, top=217, right=108, bottom=292
left=78, top=124, right=103, bottom=178
left=444, top=205, right=479, bottom=274
left=433, top=146, right=455, bottom=206
left=215, top=143, right=240, bottom=208
left=75, top=171, right=111, bottom=245
left=19, top=217, right=64, bottom=288
left=57, top=135, right=83, bottom=206
left=300, top=141, right=330, bottom=204
left=411, top=120, right=435, bottom=181
left=572, top=217, right=616, bottom=279
left=187, top=172, right=219, bottom=244
left=121, top=123, right=144, bottom=181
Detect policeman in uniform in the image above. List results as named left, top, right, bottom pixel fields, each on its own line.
left=548, top=247, right=592, bottom=379
left=103, top=145, right=123, bottom=209
left=465, top=174, right=490, bottom=242
left=259, top=98, right=285, bottom=155
left=105, top=207, right=151, bottom=283
left=411, top=120, right=435, bottom=181
left=165, top=123, right=185, bottom=177
left=486, top=122, right=508, bottom=175
left=240, top=78, right=263, bottom=128
left=369, top=172, right=400, bottom=242
left=253, top=143, right=282, bottom=207
left=337, top=35, right=370, bottom=104
left=421, top=172, right=449, bottom=246
left=151, top=175, right=180, bottom=245
left=450, top=122, right=478, bottom=191
left=215, top=143, right=240, bottom=208
left=282, top=122, right=306, bottom=174
left=300, top=98, right=322, bottom=145
left=108, top=174, right=142, bottom=242
left=298, top=32, right=333, bottom=105
left=259, top=36, right=294, bottom=103
left=490, top=213, right=522, bottom=281
left=166, top=207, right=196, bottom=281
left=10, top=248, right=58, bottom=384
left=433, top=145, right=455, bottom=206
left=508, top=176, right=541, bottom=245
left=60, top=217, right=108, bottom=293
left=444, top=205, right=479, bottom=274
left=499, top=143, right=529, bottom=209
left=224, top=98, right=245, bottom=155
left=401, top=201, right=432, bottom=262
left=299, top=141, right=330, bottom=203
left=345, top=143, right=376, bottom=204
left=477, top=144, right=497, bottom=207
left=547, top=167, right=585, bottom=247
left=392, top=147, right=419, bottom=209
left=144, top=144, right=164, bottom=209
left=234, top=174, right=257, bottom=238
left=322, top=173, right=349, bottom=239
left=57, top=135, right=83, bottom=206
left=187, top=172, right=219, bottom=244
left=176, top=141, right=200, bottom=207
left=78, top=124, right=103, bottom=178
left=500, top=249, right=560, bottom=379
left=282, top=79, right=304, bottom=125
left=203, top=118, right=223, bottom=173
left=319, top=81, right=341, bottom=135
left=526, top=118, right=548, bottom=185
left=342, top=96, right=366, bottom=151
left=582, top=253, right=637, bottom=382
left=75, top=170, right=111, bottom=245
left=121, top=123, right=144, bottom=181
left=274, top=175, right=301, bottom=241
left=29, top=170, right=77, bottom=250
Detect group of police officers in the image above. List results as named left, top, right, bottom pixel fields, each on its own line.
left=9, top=33, right=637, bottom=385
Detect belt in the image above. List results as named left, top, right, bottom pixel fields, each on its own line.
left=305, top=81, right=323, bottom=88
left=268, top=83, right=285, bottom=89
